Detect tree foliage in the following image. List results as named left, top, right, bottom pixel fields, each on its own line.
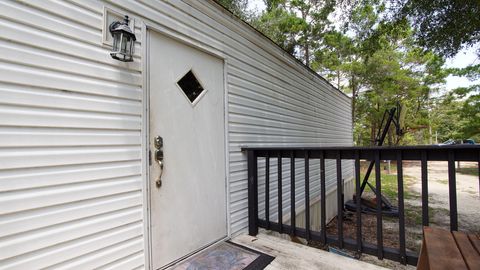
left=218, top=0, right=478, bottom=145
left=252, top=0, right=335, bottom=66
left=215, top=0, right=252, bottom=19
left=393, top=0, right=480, bottom=58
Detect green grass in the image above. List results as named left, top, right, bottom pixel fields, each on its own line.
left=436, top=179, right=448, bottom=185
left=366, top=174, right=400, bottom=199
left=359, top=172, right=419, bottom=202
left=360, top=160, right=398, bottom=174
left=457, top=167, right=479, bottom=176
left=401, top=204, right=450, bottom=226
left=408, top=207, right=450, bottom=226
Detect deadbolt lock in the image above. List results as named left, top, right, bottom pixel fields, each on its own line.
left=154, top=136, right=163, bottom=149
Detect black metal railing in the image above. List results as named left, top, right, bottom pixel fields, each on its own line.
left=243, top=145, right=480, bottom=266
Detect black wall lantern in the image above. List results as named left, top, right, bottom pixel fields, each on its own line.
left=109, top=15, right=136, bottom=62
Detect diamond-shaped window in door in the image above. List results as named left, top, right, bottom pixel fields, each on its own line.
left=177, top=70, right=205, bottom=104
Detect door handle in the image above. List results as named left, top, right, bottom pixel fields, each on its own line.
left=154, top=136, right=164, bottom=188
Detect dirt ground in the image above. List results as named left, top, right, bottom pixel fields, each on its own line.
left=404, top=161, right=480, bottom=233
left=318, top=160, right=479, bottom=269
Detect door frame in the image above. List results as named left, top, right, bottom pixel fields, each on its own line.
left=141, top=22, right=231, bottom=270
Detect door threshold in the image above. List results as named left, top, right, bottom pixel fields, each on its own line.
left=159, top=235, right=229, bottom=270
left=166, top=237, right=274, bottom=270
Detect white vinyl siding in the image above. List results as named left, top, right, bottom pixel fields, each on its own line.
left=0, top=0, right=352, bottom=269
left=0, top=0, right=144, bottom=269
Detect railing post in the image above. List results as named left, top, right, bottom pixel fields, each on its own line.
left=305, top=150, right=311, bottom=241
left=448, top=150, right=458, bottom=231
left=354, top=150, right=362, bottom=253
left=247, top=150, right=258, bottom=236
left=421, top=151, right=429, bottom=227
left=290, top=150, right=296, bottom=236
left=278, top=152, right=283, bottom=233
left=397, top=151, right=406, bottom=264
left=265, top=153, right=270, bottom=230
left=375, top=150, right=383, bottom=260
left=336, top=151, right=344, bottom=248
left=320, top=150, right=326, bottom=244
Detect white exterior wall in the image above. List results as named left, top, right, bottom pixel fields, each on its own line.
left=0, top=0, right=144, bottom=269
left=0, top=0, right=352, bottom=269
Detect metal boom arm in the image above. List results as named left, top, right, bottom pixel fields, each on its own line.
left=358, top=107, right=397, bottom=208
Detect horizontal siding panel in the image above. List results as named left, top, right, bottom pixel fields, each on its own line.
left=0, top=207, right=143, bottom=261
left=229, top=72, right=350, bottom=112
left=1, top=222, right=143, bottom=270
left=227, top=62, right=350, bottom=115
left=97, top=252, right=144, bottom=270
left=228, top=112, right=349, bottom=135
left=0, top=61, right=141, bottom=100
left=0, top=104, right=141, bottom=130
left=0, top=175, right=142, bottom=215
left=17, top=0, right=102, bottom=30
left=67, top=0, right=104, bottom=15
left=228, top=151, right=350, bottom=164
left=228, top=89, right=349, bottom=128
left=229, top=123, right=345, bottom=138
left=0, top=160, right=141, bottom=191
left=0, top=83, right=142, bottom=115
left=0, top=40, right=141, bottom=85
left=0, top=145, right=140, bottom=169
left=0, top=127, right=140, bottom=148
left=229, top=161, right=246, bottom=174
left=0, top=191, right=142, bottom=237
left=228, top=108, right=351, bottom=136
left=228, top=106, right=350, bottom=135
left=0, top=1, right=101, bottom=46
left=46, top=237, right=144, bottom=270
left=230, top=212, right=250, bottom=229
left=230, top=206, right=248, bottom=223
left=22, top=0, right=142, bottom=44
left=0, top=17, right=141, bottom=71
left=229, top=133, right=352, bottom=144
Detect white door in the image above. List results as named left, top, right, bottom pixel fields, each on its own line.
left=148, top=30, right=227, bottom=269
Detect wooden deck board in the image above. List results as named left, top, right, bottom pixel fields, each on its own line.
left=417, top=227, right=480, bottom=270
left=469, top=233, right=480, bottom=254
left=453, top=231, right=480, bottom=270
left=423, top=227, right=467, bottom=270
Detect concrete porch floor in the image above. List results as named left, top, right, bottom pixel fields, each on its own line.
left=232, top=233, right=387, bottom=270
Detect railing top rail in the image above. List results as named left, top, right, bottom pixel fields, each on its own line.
left=241, top=145, right=480, bottom=151
left=242, top=145, right=480, bottom=161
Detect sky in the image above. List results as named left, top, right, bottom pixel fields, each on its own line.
left=247, top=0, right=266, bottom=11
left=444, top=47, right=479, bottom=91
left=246, top=0, right=480, bottom=91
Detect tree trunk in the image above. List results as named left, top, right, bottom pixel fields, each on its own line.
left=337, top=69, right=340, bottom=89
left=428, top=123, right=432, bottom=144
left=305, top=41, right=310, bottom=67
left=371, top=121, right=376, bottom=146
left=387, top=127, right=394, bottom=146
left=351, top=74, right=356, bottom=125
left=301, top=7, right=309, bottom=67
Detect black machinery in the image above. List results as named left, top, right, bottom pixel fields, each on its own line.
left=344, top=103, right=406, bottom=217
